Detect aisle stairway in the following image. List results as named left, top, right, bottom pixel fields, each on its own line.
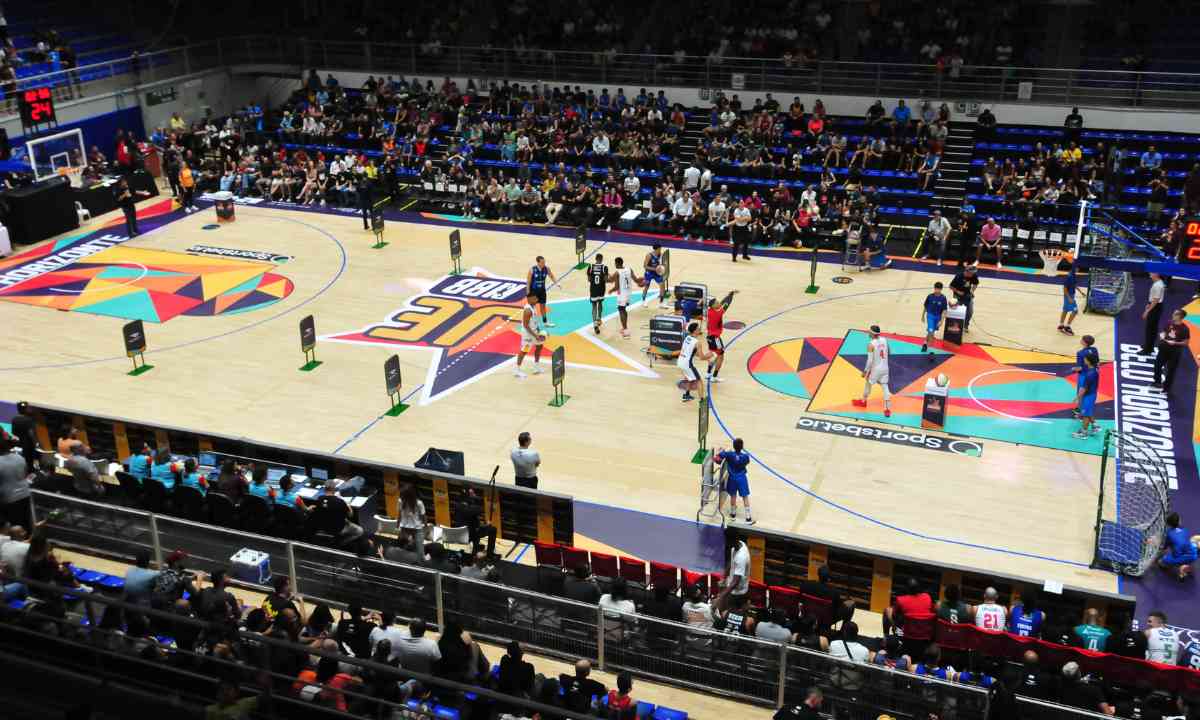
left=934, top=121, right=974, bottom=217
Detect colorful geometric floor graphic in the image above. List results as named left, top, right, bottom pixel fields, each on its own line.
left=0, top=199, right=293, bottom=323
left=0, top=246, right=293, bottom=322
left=751, top=330, right=1115, bottom=455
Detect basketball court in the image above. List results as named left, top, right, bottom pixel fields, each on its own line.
left=0, top=198, right=1123, bottom=594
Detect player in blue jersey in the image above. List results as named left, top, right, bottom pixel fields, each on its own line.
left=642, top=243, right=668, bottom=308
left=1070, top=335, right=1100, bottom=418
left=1058, top=258, right=1080, bottom=335
left=1178, top=632, right=1200, bottom=670
left=716, top=438, right=754, bottom=524
left=1073, top=353, right=1100, bottom=439
left=1008, top=595, right=1045, bottom=638
left=1157, top=512, right=1197, bottom=581
left=525, top=255, right=558, bottom=328
left=921, top=281, right=948, bottom=355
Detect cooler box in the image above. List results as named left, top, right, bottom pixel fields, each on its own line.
left=922, top=377, right=949, bottom=430
left=943, top=305, right=966, bottom=345
left=617, top=209, right=641, bottom=231
left=230, top=548, right=272, bottom=585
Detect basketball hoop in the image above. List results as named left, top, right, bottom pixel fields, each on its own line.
left=1038, top=248, right=1065, bottom=276
left=56, top=165, right=84, bottom=188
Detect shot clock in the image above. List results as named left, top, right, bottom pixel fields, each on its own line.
left=19, top=86, right=56, bottom=125
left=1183, top=218, right=1200, bottom=264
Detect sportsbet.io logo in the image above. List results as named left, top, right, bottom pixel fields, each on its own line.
left=795, top=417, right=982, bottom=457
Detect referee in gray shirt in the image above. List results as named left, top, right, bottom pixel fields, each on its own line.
left=510, top=432, right=541, bottom=489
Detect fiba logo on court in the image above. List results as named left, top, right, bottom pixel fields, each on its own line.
left=322, top=268, right=655, bottom=405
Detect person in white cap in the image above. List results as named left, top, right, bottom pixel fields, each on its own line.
left=853, top=325, right=892, bottom=417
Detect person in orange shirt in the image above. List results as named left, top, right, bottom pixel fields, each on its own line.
left=179, top=161, right=196, bottom=212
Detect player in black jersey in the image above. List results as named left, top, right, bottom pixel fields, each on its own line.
left=588, top=253, right=613, bottom=334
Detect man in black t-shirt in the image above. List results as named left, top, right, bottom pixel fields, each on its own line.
left=588, top=253, right=611, bottom=334
left=1111, top=618, right=1149, bottom=658
left=949, top=264, right=979, bottom=331
left=1153, top=308, right=1191, bottom=393
left=1058, top=662, right=1114, bottom=715
left=560, top=659, right=606, bottom=713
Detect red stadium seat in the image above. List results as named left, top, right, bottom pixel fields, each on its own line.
left=708, top=573, right=725, bottom=596
left=590, top=551, right=618, bottom=578
left=649, top=561, right=678, bottom=591
left=618, top=556, right=646, bottom=585
left=682, top=570, right=707, bottom=595
left=561, top=546, right=590, bottom=571
left=748, top=580, right=768, bottom=609
left=902, top=613, right=936, bottom=641
left=533, top=542, right=562, bottom=567
left=768, top=586, right=802, bottom=617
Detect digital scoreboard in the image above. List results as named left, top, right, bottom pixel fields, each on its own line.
left=1183, top=219, right=1200, bottom=264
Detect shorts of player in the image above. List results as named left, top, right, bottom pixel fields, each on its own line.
left=1162, top=545, right=1199, bottom=567
left=678, top=361, right=699, bottom=382
left=520, top=336, right=543, bottom=352
left=1078, top=392, right=1097, bottom=418
left=1063, top=296, right=1078, bottom=313
left=725, top=472, right=750, bottom=498
left=531, top=288, right=548, bottom=306
left=644, top=269, right=664, bottom=285
left=926, top=313, right=942, bottom=334
left=706, top=335, right=725, bottom=355
left=617, top=293, right=630, bottom=308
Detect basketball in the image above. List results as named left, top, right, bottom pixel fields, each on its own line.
left=656, top=265, right=665, bottom=275
left=936, top=373, right=949, bottom=387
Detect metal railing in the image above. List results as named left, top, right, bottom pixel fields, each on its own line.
left=1, top=578, right=594, bottom=720
left=26, top=490, right=1123, bottom=718
left=289, top=40, right=1200, bottom=111
left=12, top=37, right=1200, bottom=116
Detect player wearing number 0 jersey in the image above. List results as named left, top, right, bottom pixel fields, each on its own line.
left=587, top=254, right=611, bottom=334
left=611, top=257, right=641, bottom=338
left=974, top=587, right=1007, bottom=631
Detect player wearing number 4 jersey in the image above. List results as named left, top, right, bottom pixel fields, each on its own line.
left=610, top=257, right=642, bottom=338
left=853, top=325, right=892, bottom=417
left=526, top=256, right=558, bottom=328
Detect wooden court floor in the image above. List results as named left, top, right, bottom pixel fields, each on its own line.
left=0, top=201, right=1120, bottom=594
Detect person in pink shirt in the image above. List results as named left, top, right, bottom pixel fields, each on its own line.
left=977, top=217, right=1004, bottom=268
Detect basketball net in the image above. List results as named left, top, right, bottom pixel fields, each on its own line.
left=1038, top=248, right=1063, bottom=277
left=55, top=165, right=84, bottom=188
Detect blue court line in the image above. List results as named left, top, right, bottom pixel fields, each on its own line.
left=549, top=238, right=609, bottom=289
left=332, top=384, right=425, bottom=455
left=0, top=214, right=349, bottom=372
left=512, top=543, right=532, bottom=564
left=708, top=284, right=1094, bottom=569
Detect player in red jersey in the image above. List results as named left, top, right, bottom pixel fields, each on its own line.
left=705, top=290, right=737, bottom=383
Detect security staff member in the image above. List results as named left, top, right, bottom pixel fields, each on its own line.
left=356, top=174, right=373, bottom=230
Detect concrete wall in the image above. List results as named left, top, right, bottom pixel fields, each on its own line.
left=312, top=67, right=1200, bottom=134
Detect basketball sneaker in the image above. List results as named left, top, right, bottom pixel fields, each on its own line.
left=1073, top=430, right=1087, bottom=439
left=513, top=368, right=527, bottom=379
left=884, top=409, right=892, bottom=417
left=852, top=399, right=867, bottom=407
left=530, top=364, right=544, bottom=375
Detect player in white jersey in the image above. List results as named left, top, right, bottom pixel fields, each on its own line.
left=1145, top=610, right=1180, bottom=664
left=852, top=324, right=892, bottom=416
left=610, top=257, right=642, bottom=338
left=677, top=322, right=712, bottom=402
left=973, top=587, right=1007, bottom=632
left=514, top=290, right=547, bottom=379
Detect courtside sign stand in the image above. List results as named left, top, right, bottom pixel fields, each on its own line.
left=662, top=248, right=672, bottom=300
left=384, top=354, right=409, bottom=416
left=370, top=202, right=388, bottom=250
left=548, top=346, right=569, bottom=407
left=692, top=394, right=710, bottom=463
left=299, top=314, right=321, bottom=372
left=573, top=225, right=588, bottom=269
left=449, top=229, right=463, bottom=276
left=805, top=243, right=820, bottom=294
left=123, top=319, right=153, bottom=376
